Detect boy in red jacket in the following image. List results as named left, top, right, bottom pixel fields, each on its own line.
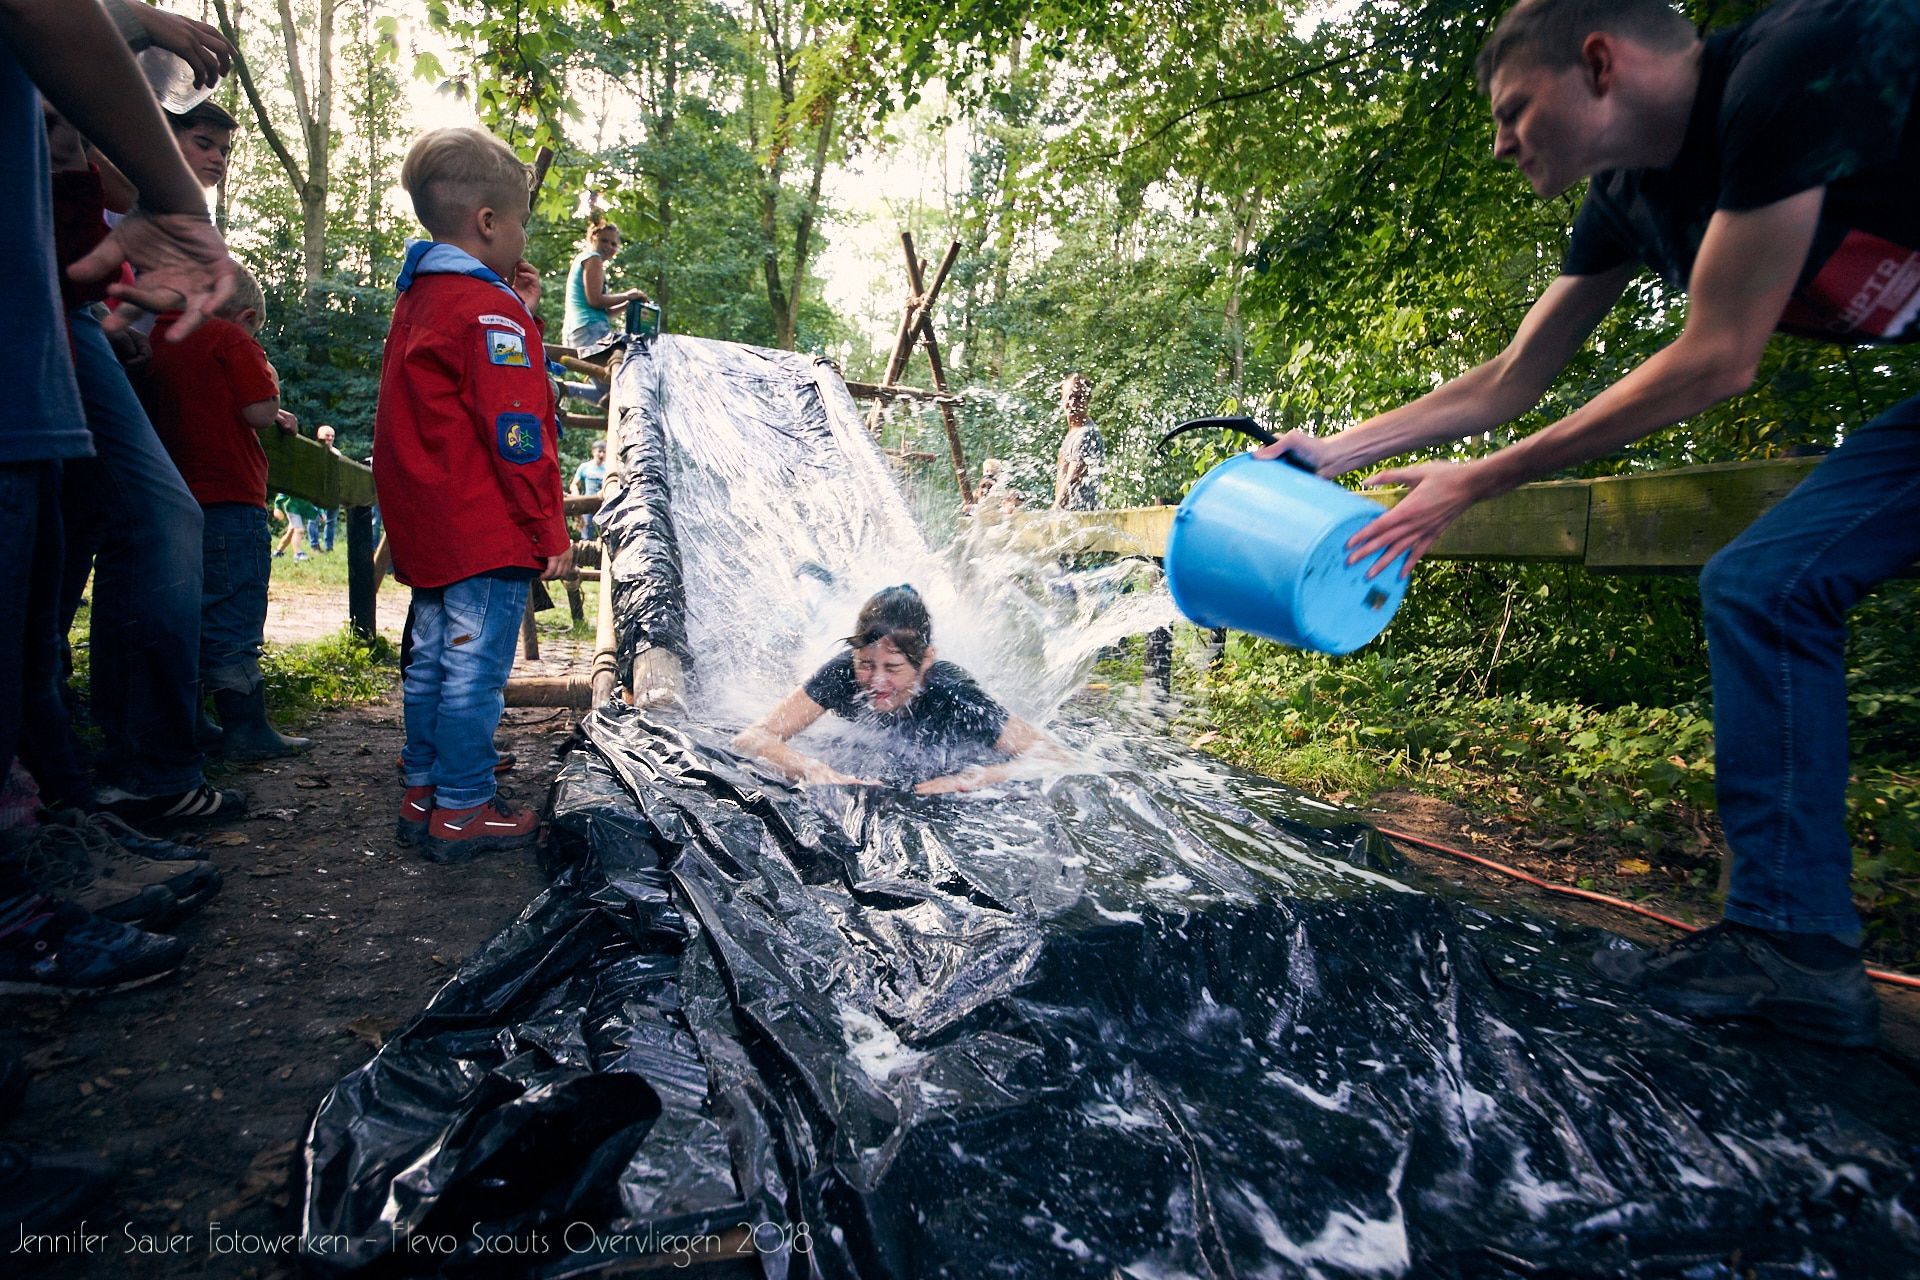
left=378, top=128, right=570, bottom=860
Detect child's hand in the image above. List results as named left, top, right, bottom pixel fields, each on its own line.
left=275, top=409, right=299, bottom=436
left=539, top=545, right=573, bottom=581
left=511, top=260, right=540, bottom=314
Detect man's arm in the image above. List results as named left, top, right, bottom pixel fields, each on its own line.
left=1258, top=265, right=1636, bottom=476
left=1347, top=190, right=1824, bottom=576
left=0, top=0, right=235, bottom=331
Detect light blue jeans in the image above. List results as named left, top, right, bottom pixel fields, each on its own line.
left=1704, top=396, right=1920, bottom=942
left=399, top=573, right=530, bottom=811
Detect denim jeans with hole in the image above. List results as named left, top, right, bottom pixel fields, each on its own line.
left=58, top=306, right=205, bottom=794
left=199, top=503, right=271, bottom=696
left=399, top=572, right=530, bottom=811
left=1705, top=395, right=1920, bottom=941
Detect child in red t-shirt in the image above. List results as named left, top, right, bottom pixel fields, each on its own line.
left=141, top=267, right=311, bottom=763
left=377, top=128, right=570, bottom=861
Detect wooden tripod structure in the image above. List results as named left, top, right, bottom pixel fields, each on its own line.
left=850, top=232, right=974, bottom=503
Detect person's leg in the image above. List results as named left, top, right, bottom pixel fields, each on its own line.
left=1704, top=407, right=1920, bottom=940
left=14, top=466, right=91, bottom=808
left=65, top=307, right=207, bottom=798
left=399, top=588, right=446, bottom=791
left=202, top=504, right=307, bottom=760
left=427, top=574, right=530, bottom=810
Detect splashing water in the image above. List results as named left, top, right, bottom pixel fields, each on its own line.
left=636, top=337, right=1179, bottom=731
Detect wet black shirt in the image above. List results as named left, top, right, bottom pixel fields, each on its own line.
left=803, top=654, right=1010, bottom=751
left=1561, top=0, right=1920, bottom=343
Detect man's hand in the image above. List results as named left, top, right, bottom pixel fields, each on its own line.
left=511, top=259, right=540, bottom=314
left=71, top=210, right=234, bottom=339
left=625, top=288, right=651, bottom=304
left=1343, top=460, right=1484, bottom=580
left=274, top=408, right=298, bottom=436
left=539, top=544, right=574, bottom=582
left=1251, top=429, right=1354, bottom=478
left=123, top=3, right=232, bottom=87
left=914, top=769, right=988, bottom=796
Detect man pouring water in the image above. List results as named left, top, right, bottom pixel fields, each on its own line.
left=1257, top=0, right=1920, bottom=1048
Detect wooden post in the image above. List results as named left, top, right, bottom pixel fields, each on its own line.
left=520, top=593, right=539, bottom=660
left=897, top=238, right=972, bottom=503
left=346, top=506, right=376, bottom=639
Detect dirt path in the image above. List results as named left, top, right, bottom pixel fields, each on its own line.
left=8, top=587, right=1916, bottom=1276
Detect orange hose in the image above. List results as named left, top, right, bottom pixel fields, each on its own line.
left=1373, top=826, right=1920, bottom=991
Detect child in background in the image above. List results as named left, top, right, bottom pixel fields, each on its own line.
left=140, top=266, right=311, bottom=761
left=377, top=128, right=569, bottom=861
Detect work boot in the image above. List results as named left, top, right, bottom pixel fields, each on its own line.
left=41, top=810, right=220, bottom=922
left=424, top=794, right=540, bottom=862
left=1591, top=921, right=1879, bottom=1049
left=0, top=896, right=186, bottom=995
left=4, top=827, right=176, bottom=927
left=72, top=811, right=206, bottom=863
left=396, top=785, right=433, bottom=847
left=213, top=686, right=310, bottom=763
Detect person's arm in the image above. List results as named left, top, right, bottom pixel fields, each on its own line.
left=238, top=398, right=281, bottom=429
left=1344, top=190, right=1823, bottom=577
left=732, top=689, right=878, bottom=786
left=1256, top=266, right=1636, bottom=477
left=914, top=715, right=1072, bottom=796
left=0, top=0, right=236, bottom=333
left=579, top=255, right=631, bottom=315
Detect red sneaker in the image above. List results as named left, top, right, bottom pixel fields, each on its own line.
left=395, top=786, right=434, bottom=847
left=424, top=795, right=539, bottom=862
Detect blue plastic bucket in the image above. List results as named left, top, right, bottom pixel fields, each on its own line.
left=1164, top=453, right=1409, bottom=654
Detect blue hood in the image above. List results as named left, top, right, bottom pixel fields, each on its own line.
left=395, top=239, right=524, bottom=307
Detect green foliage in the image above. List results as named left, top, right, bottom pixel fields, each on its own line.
left=260, top=629, right=400, bottom=724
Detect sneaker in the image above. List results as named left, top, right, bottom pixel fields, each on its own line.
left=72, top=811, right=205, bottom=862
left=4, top=827, right=177, bottom=927
left=294, top=552, right=309, bottom=561
left=0, top=1140, right=114, bottom=1243
left=424, top=794, right=539, bottom=862
left=97, top=782, right=245, bottom=828
left=41, top=810, right=221, bottom=922
left=0, top=897, right=186, bottom=995
left=395, top=785, right=433, bottom=847
left=1591, top=922, right=1879, bottom=1048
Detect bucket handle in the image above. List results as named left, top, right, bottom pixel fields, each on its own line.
left=1157, top=416, right=1316, bottom=472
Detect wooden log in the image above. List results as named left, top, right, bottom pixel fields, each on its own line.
left=262, top=431, right=374, bottom=508
left=1582, top=457, right=1821, bottom=572
left=564, top=493, right=605, bottom=515
left=346, top=506, right=376, bottom=639
left=565, top=579, right=585, bottom=624
left=503, top=674, right=593, bottom=708
left=900, top=239, right=971, bottom=503
left=520, top=592, right=539, bottom=660
left=555, top=352, right=609, bottom=378
left=591, top=349, right=626, bottom=706
left=843, top=380, right=960, bottom=405
left=562, top=411, right=607, bottom=434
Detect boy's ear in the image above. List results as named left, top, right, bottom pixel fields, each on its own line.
left=233, top=306, right=260, bottom=330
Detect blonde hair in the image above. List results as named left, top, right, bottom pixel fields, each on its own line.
left=400, top=128, right=532, bottom=238
left=218, top=265, right=266, bottom=322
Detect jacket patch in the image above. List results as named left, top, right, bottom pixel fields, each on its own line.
left=485, top=329, right=530, bottom=366
left=496, top=413, right=543, bottom=464
left=477, top=312, right=526, bottom=337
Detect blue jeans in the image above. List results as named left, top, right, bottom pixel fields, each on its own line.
left=310, top=507, right=337, bottom=551
left=2, top=463, right=91, bottom=809
left=400, top=573, right=530, bottom=810
left=1704, top=398, right=1920, bottom=941
left=58, top=306, right=205, bottom=794
left=200, top=503, right=271, bottom=696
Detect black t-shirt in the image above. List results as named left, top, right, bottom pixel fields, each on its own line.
left=1562, top=0, right=1920, bottom=344
left=802, top=653, right=1010, bottom=751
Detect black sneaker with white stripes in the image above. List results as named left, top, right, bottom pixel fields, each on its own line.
left=96, top=782, right=246, bottom=828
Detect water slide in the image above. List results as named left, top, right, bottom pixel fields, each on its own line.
left=302, top=336, right=1920, bottom=1277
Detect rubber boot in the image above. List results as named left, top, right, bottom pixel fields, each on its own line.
left=212, top=685, right=311, bottom=762
left=195, top=706, right=224, bottom=757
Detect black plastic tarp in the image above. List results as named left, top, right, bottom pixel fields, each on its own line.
left=302, top=337, right=1920, bottom=1278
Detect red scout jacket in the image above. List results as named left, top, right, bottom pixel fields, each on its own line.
left=374, top=240, right=567, bottom=589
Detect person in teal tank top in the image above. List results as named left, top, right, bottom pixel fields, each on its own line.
left=562, top=219, right=648, bottom=349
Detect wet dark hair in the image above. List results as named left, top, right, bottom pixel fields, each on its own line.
left=166, top=100, right=239, bottom=133
left=843, top=585, right=932, bottom=666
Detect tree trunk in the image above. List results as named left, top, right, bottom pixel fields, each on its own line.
left=1223, top=186, right=1262, bottom=397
